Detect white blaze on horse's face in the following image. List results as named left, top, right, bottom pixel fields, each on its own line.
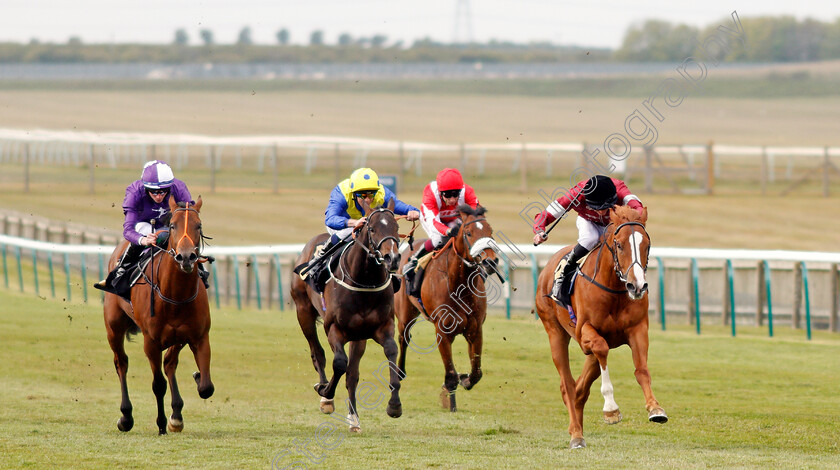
left=626, top=230, right=648, bottom=299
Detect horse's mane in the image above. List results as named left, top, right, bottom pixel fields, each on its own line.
left=613, top=205, right=644, bottom=224
left=458, top=204, right=487, bottom=217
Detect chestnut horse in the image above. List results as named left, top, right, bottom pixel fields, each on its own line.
left=534, top=205, right=667, bottom=449
left=395, top=205, right=500, bottom=412
left=103, top=196, right=214, bottom=435
left=291, top=198, right=404, bottom=433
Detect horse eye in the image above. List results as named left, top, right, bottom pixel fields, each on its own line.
left=466, top=231, right=472, bottom=237
left=616, top=241, right=622, bottom=249
left=169, top=224, right=174, bottom=230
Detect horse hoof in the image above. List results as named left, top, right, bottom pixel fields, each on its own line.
left=117, top=416, right=134, bottom=432
left=319, top=397, right=335, bottom=414
left=603, top=409, right=622, bottom=425
left=458, top=374, right=472, bottom=390
left=347, top=414, right=361, bottom=433
left=193, top=371, right=201, bottom=384
left=167, top=417, right=184, bottom=433
left=649, top=408, right=668, bottom=423
left=386, top=402, right=402, bottom=418
left=570, top=437, right=587, bottom=449
left=198, top=383, right=215, bottom=399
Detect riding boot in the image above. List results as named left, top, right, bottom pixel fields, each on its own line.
left=551, top=244, right=589, bottom=306
left=95, top=243, right=144, bottom=296
left=198, top=263, right=210, bottom=289
left=303, top=239, right=337, bottom=294
left=409, top=266, right=426, bottom=298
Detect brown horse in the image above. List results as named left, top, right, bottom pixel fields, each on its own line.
left=290, top=198, right=404, bottom=433
left=395, top=205, right=500, bottom=412
left=535, top=205, right=667, bottom=449
left=103, top=196, right=214, bottom=435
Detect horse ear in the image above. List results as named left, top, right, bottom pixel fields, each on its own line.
left=169, top=195, right=178, bottom=211
left=640, top=206, right=648, bottom=224
left=360, top=197, right=372, bottom=216
left=386, top=197, right=395, bottom=211
left=194, top=196, right=203, bottom=212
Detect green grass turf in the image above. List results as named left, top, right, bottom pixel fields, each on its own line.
left=1, top=289, right=838, bottom=469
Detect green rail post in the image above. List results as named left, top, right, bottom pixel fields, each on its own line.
left=801, top=262, right=811, bottom=341
left=252, top=255, right=262, bottom=310
left=273, top=254, right=284, bottom=309
left=81, top=254, right=88, bottom=303
left=232, top=255, right=242, bottom=310
left=64, top=252, right=71, bottom=302
left=211, top=262, right=220, bottom=309
left=2, top=243, right=8, bottom=288
left=530, top=253, right=539, bottom=319
left=691, top=258, right=700, bottom=335
left=726, top=259, right=736, bottom=337
left=503, top=258, right=511, bottom=319
left=15, top=246, right=23, bottom=292
left=656, top=257, right=666, bottom=330
left=32, top=248, right=39, bottom=296
left=763, top=260, right=773, bottom=338
left=49, top=253, right=56, bottom=298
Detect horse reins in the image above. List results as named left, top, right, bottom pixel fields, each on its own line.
left=141, top=204, right=210, bottom=309
left=577, top=221, right=649, bottom=295
left=329, top=208, right=400, bottom=292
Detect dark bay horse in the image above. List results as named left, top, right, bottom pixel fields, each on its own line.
left=395, top=205, right=500, bottom=412
left=290, top=198, right=403, bottom=433
left=103, top=196, right=214, bottom=435
left=534, top=205, right=667, bottom=449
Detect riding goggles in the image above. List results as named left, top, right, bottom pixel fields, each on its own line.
left=441, top=189, right=461, bottom=199
left=354, top=190, right=377, bottom=199
left=148, top=189, right=170, bottom=196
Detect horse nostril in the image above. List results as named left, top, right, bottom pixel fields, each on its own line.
left=626, top=282, right=635, bottom=293
left=641, top=283, right=649, bottom=293
left=189, top=253, right=197, bottom=262
left=175, top=253, right=184, bottom=262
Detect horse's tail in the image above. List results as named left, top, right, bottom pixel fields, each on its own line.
left=125, top=322, right=141, bottom=342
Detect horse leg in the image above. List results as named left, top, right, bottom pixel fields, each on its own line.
left=297, top=304, right=330, bottom=398
left=164, top=344, right=186, bottom=433
left=627, top=325, right=668, bottom=423
left=544, top=322, right=584, bottom=448
left=189, top=335, right=215, bottom=399
left=143, top=339, right=168, bottom=435
left=344, top=340, right=366, bottom=433
left=459, top=325, right=483, bottom=391
left=579, top=323, right=621, bottom=426
left=396, top=315, right=411, bottom=380
left=317, top=326, right=348, bottom=402
left=105, top=309, right=134, bottom=432
left=375, top=325, right=403, bottom=418
left=436, top=334, right=459, bottom=412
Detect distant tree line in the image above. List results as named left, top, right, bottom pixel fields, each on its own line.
left=2, top=16, right=839, bottom=64
left=616, top=16, right=840, bottom=62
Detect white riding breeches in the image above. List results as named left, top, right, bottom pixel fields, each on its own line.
left=577, top=216, right=607, bottom=250
left=327, top=226, right=353, bottom=240
left=134, top=222, right=153, bottom=237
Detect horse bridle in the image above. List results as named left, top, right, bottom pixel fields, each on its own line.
left=579, top=221, right=649, bottom=294
left=605, top=221, right=650, bottom=285
left=451, top=216, right=505, bottom=283
left=144, top=205, right=211, bottom=307
left=354, top=207, right=400, bottom=268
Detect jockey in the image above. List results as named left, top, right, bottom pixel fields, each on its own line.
left=300, top=167, right=420, bottom=292
left=95, top=160, right=203, bottom=295
left=533, top=174, right=644, bottom=306
left=403, top=167, right=479, bottom=297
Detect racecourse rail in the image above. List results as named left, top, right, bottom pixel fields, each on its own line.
left=2, top=128, right=840, bottom=195
left=2, top=233, right=838, bottom=340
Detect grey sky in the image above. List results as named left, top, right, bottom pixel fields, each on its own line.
left=2, top=1, right=838, bottom=49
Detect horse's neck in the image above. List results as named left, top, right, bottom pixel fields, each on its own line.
left=442, top=240, right=471, bottom=284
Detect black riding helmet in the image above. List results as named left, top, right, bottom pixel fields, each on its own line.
left=583, top=175, right=618, bottom=210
